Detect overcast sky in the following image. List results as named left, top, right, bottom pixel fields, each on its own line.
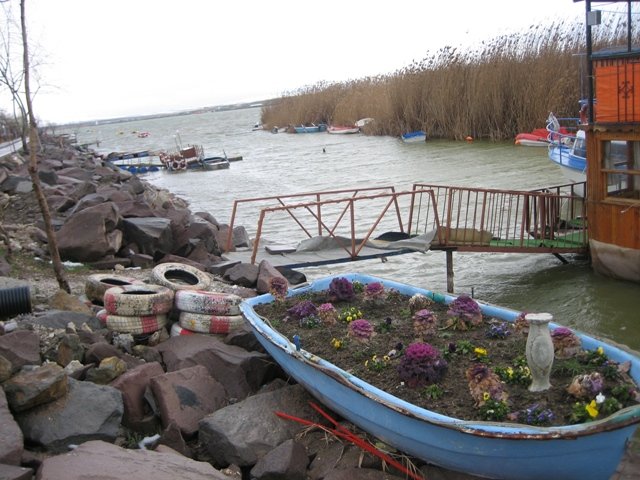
left=1, top=0, right=592, bottom=124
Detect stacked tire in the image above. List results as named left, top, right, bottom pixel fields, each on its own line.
left=97, top=284, right=174, bottom=335
left=172, top=288, right=245, bottom=336
left=150, top=262, right=245, bottom=337
left=85, top=273, right=145, bottom=307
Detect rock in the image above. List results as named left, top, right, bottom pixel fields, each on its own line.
left=122, top=217, right=174, bottom=257
left=3, top=363, right=69, bottom=412
left=36, top=440, right=228, bottom=480
left=0, top=464, right=32, bottom=480
left=0, top=330, right=41, bottom=374
left=198, top=383, right=323, bottom=467
left=111, top=362, right=165, bottom=432
left=256, top=260, right=288, bottom=295
left=0, top=388, right=23, bottom=465
left=56, top=202, right=123, bottom=262
left=15, top=378, right=123, bottom=452
left=250, top=438, right=309, bottom=480
left=223, top=262, right=259, bottom=288
left=149, top=364, right=227, bottom=437
left=155, top=335, right=274, bottom=402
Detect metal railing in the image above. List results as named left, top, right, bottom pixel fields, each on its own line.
left=224, top=186, right=403, bottom=253
left=227, top=188, right=439, bottom=264
left=409, top=183, right=588, bottom=253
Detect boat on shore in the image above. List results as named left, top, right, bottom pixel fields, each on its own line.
left=240, top=272, right=640, bottom=480
left=401, top=130, right=427, bottom=143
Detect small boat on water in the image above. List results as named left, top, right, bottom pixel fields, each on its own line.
left=159, top=146, right=231, bottom=173
left=327, top=125, right=360, bottom=135
left=240, top=272, right=640, bottom=480
left=294, top=124, right=327, bottom=133
left=515, top=129, right=550, bottom=147
left=401, top=130, right=427, bottom=143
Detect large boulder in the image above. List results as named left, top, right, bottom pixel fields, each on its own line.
left=56, top=202, right=123, bottom=262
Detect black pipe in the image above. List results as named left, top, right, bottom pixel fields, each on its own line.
left=0, top=285, right=32, bottom=317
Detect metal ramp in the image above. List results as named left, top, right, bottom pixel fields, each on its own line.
left=222, top=183, right=588, bottom=271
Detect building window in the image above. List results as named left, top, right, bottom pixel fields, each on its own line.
left=602, top=140, right=640, bottom=200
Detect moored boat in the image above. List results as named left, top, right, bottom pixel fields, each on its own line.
left=159, top=146, right=231, bottom=172
left=401, top=130, right=427, bottom=143
left=240, top=272, right=640, bottom=480
left=327, top=125, right=360, bottom=134
left=294, top=124, right=327, bottom=133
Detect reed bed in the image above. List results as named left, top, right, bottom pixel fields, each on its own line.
left=261, top=13, right=636, bottom=140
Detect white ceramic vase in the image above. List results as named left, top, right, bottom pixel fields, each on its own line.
left=525, top=313, right=555, bottom=392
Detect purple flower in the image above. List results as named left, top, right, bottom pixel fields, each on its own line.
left=286, top=300, right=317, bottom=320
left=348, top=319, right=375, bottom=342
left=398, top=342, right=447, bottom=388
left=447, top=294, right=483, bottom=328
left=328, top=277, right=356, bottom=302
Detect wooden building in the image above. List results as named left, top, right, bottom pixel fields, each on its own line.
left=583, top=1, right=640, bottom=282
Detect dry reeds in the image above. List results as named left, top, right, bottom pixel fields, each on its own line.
left=261, top=11, right=637, bottom=140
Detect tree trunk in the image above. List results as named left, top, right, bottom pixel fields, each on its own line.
left=20, top=0, right=70, bottom=293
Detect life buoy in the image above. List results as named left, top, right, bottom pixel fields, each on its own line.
left=178, top=159, right=186, bottom=169
left=151, top=262, right=211, bottom=291
left=171, top=160, right=180, bottom=170
left=174, top=289, right=242, bottom=315
left=178, top=311, right=245, bottom=334
left=103, top=284, right=174, bottom=316
left=97, top=309, right=168, bottom=334
left=85, top=274, right=144, bottom=305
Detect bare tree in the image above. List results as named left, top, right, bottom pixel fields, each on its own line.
left=0, top=1, right=28, bottom=151
left=18, top=0, right=70, bottom=292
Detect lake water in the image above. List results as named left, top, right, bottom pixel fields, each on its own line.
left=67, top=107, right=640, bottom=352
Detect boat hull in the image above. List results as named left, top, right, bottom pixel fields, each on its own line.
left=548, top=144, right=586, bottom=195
left=401, top=131, right=427, bottom=143
left=240, top=273, right=640, bottom=480
left=327, top=126, right=360, bottom=134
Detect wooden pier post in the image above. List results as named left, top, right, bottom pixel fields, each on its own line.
left=446, top=250, right=454, bottom=293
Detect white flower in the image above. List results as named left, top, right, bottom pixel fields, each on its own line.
left=596, top=392, right=606, bottom=404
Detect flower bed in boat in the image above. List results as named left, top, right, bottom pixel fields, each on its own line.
left=253, top=277, right=640, bottom=426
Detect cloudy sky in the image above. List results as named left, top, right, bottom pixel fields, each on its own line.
left=1, top=0, right=592, bottom=124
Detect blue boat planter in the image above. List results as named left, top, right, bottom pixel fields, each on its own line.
left=240, top=273, right=640, bottom=480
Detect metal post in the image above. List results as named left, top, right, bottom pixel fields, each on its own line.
left=446, top=250, right=454, bottom=293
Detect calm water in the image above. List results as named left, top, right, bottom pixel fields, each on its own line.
left=67, top=108, right=640, bottom=351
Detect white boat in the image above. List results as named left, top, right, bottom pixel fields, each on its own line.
left=327, top=125, right=360, bottom=134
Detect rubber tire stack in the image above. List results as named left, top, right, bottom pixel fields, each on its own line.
left=97, top=284, right=174, bottom=335
left=172, top=288, right=245, bottom=336
left=85, top=273, right=145, bottom=306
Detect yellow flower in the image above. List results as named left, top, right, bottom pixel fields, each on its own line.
left=483, top=392, right=491, bottom=401
left=383, top=355, right=391, bottom=362
left=506, top=367, right=514, bottom=378
left=474, top=347, right=488, bottom=357
left=597, top=346, right=604, bottom=356
left=347, top=316, right=353, bottom=322
left=331, top=338, right=343, bottom=349
left=586, top=400, right=599, bottom=418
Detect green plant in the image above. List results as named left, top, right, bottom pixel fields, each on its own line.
left=495, top=357, right=532, bottom=386
left=423, top=384, right=444, bottom=400
left=339, top=306, right=364, bottom=323
left=478, top=398, right=509, bottom=421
